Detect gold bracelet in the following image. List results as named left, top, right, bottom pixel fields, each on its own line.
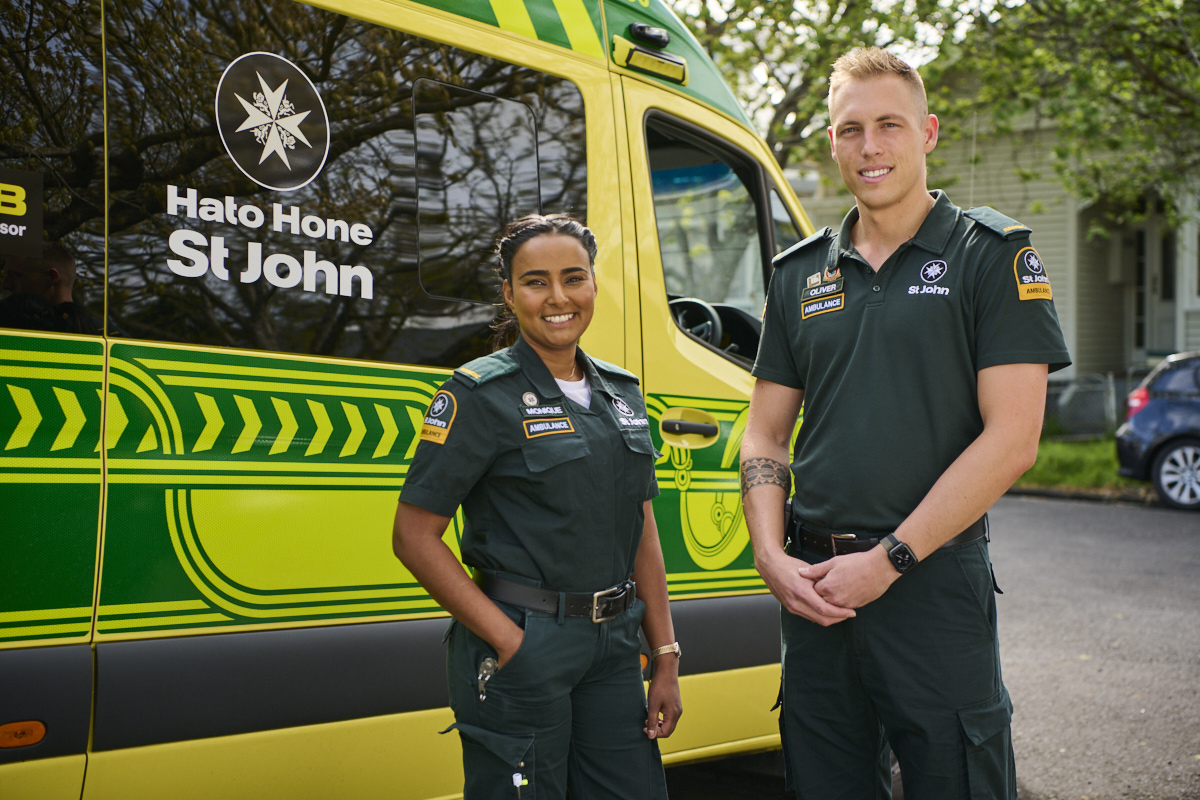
left=650, top=642, right=681, bottom=659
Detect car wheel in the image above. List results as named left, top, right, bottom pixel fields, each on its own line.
left=1151, top=438, right=1200, bottom=510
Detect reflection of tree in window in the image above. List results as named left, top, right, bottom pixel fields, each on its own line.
left=415, top=80, right=542, bottom=304
left=2, top=0, right=587, bottom=368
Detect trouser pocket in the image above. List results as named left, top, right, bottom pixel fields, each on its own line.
left=957, top=688, right=1016, bottom=800
left=443, top=722, right=536, bottom=800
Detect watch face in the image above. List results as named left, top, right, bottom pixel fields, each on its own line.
left=889, top=543, right=918, bottom=573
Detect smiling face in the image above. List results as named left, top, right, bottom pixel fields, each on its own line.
left=501, top=233, right=597, bottom=360
left=827, top=73, right=938, bottom=216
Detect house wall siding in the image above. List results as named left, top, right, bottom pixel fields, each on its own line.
left=1187, top=310, right=1200, bottom=350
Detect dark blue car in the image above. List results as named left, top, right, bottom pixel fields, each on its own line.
left=1116, top=352, right=1200, bottom=510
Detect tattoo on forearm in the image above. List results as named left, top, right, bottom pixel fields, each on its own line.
left=740, top=457, right=791, bottom=496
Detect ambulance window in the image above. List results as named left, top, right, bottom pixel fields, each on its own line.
left=0, top=5, right=104, bottom=337
left=414, top=80, right=541, bottom=304
left=87, top=3, right=586, bottom=368
left=645, top=117, right=769, bottom=365
left=771, top=189, right=802, bottom=252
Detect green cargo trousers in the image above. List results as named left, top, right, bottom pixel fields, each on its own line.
left=779, top=537, right=1016, bottom=800
left=443, top=596, right=668, bottom=800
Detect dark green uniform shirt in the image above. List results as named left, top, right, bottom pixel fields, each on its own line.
left=400, top=336, right=659, bottom=592
left=753, top=191, right=1071, bottom=532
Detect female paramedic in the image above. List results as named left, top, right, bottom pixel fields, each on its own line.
left=393, top=214, right=681, bottom=800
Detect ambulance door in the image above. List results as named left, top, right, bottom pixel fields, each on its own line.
left=1, top=2, right=104, bottom=797
left=619, top=76, right=806, bottom=757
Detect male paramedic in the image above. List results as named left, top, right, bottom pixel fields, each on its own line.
left=740, top=47, right=1070, bottom=798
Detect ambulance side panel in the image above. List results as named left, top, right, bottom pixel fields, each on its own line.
left=0, top=0, right=816, bottom=795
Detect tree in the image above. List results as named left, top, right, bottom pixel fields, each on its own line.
left=669, top=0, right=958, bottom=170
left=938, top=0, right=1200, bottom=224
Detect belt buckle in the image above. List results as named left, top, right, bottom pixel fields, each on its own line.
left=591, top=583, right=626, bottom=623
left=830, top=533, right=856, bottom=556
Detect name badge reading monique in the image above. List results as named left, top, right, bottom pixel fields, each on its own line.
left=521, top=404, right=565, bottom=417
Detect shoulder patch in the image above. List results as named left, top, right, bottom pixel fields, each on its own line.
left=419, top=389, right=457, bottom=444
left=588, top=356, right=639, bottom=384
left=453, top=352, right=519, bottom=387
left=773, top=227, right=834, bottom=268
left=964, top=207, right=1032, bottom=240
left=1012, top=246, right=1053, bottom=301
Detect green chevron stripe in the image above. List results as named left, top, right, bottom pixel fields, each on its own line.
left=193, top=393, right=223, bottom=452
left=50, top=387, right=86, bottom=450
left=270, top=397, right=299, bottom=454
left=374, top=404, right=399, bottom=458
left=103, top=388, right=128, bottom=450
left=4, top=384, right=41, bottom=449
left=232, top=395, right=262, bottom=454
left=404, top=406, right=425, bottom=460
left=340, top=401, right=366, bottom=457
left=306, top=399, right=333, bottom=456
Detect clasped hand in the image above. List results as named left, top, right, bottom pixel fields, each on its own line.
left=760, top=548, right=897, bottom=626
left=800, top=548, right=899, bottom=612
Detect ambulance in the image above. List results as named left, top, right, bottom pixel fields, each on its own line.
left=0, top=0, right=812, bottom=797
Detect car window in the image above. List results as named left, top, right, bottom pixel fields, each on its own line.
left=1153, top=361, right=1200, bottom=395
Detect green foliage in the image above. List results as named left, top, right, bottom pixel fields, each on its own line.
left=1016, top=436, right=1142, bottom=490
left=937, top=0, right=1200, bottom=225
left=669, top=0, right=957, bottom=169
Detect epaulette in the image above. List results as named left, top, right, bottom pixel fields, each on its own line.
left=964, top=207, right=1032, bottom=240
left=452, top=352, right=519, bottom=387
left=588, top=356, right=640, bottom=384
left=773, top=227, right=834, bottom=268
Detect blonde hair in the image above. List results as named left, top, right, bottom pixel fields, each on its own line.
left=828, top=47, right=927, bottom=117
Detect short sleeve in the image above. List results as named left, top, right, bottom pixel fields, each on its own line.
left=972, top=238, right=1072, bottom=374
left=752, top=265, right=805, bottom=389
left=399, top=377, right=500, bottom=517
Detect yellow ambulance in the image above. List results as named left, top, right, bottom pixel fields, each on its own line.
left=0, top=0, right=812, bottom=797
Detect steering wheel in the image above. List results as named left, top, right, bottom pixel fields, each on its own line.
left=669, top=297, right=723, bottom=347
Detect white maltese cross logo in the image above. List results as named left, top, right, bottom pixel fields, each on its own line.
left=920, top=260, right=948, bottom=283
left=234, top=74, right=313, bottom=170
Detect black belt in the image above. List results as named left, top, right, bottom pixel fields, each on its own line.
left=473, top=572, right=636, bottom=623
left=789, top=515, right=988, bottom=559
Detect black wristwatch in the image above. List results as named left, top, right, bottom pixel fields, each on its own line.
left=879, top=534, right=918, bottom=574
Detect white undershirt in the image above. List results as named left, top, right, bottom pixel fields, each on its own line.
left=555, top=375, right=591, bottom=409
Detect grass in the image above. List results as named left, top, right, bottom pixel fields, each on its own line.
left=1015, top=435, right=1145, bottom=492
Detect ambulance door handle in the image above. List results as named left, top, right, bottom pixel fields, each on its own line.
left=658, top=408, right=721, bottom=450
left=662, top=419, right=717, bottom=437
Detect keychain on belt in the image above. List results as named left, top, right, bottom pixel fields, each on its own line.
left=477, top=656, right=497, bottom=701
